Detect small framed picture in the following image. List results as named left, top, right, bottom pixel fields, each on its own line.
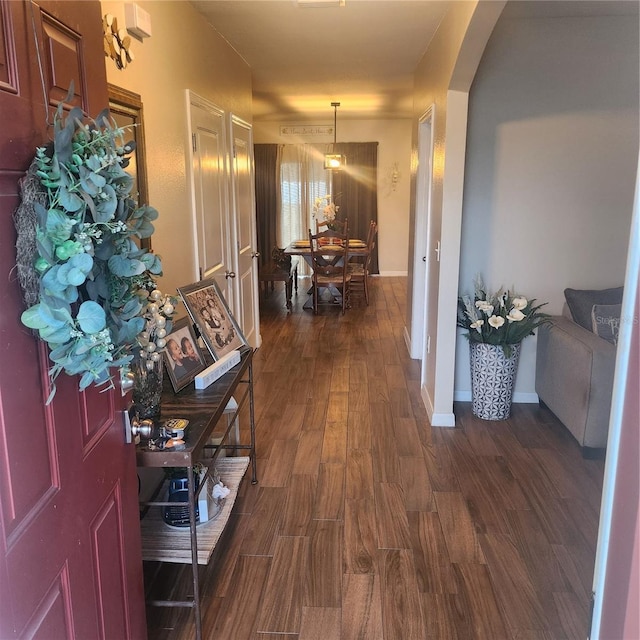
left=178, top=278, right=248, bottom=361
left=162, top=316, right=207, bottom=392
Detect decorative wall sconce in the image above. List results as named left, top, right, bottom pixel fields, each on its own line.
left=390, top=162, right=400, bottom=191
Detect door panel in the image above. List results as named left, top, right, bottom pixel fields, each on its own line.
left=231, top=116, right=260, bottom=347
left=0, top=2, right=146, bottom=638
left=188, top=94, right=234, bottom=304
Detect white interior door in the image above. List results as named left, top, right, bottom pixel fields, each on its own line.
left=230, top=115, right=261, bottom=348
left=187, top=92, right=234, bottom=305
left=411, top=106, right=434, bottom=365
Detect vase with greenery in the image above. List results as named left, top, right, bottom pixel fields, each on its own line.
left=457, top=274, right=549, bottom=419
left=15, top=93, right=171, bottom=403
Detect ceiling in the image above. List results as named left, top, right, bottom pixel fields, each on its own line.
left=190, top=0, right=639, bottom=123
left=190, top=0, right=451, bottom=121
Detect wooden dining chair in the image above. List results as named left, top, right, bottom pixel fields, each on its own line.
left=308, top=227, right=351, bottom=314
left=315, top=218, right=348, bottom=234
left=348, top=220, right=377, bottom=305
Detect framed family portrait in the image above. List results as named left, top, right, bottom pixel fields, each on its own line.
left=178, top=278, right=248, bottom=361
left=162, top=316, right=207, bottom=392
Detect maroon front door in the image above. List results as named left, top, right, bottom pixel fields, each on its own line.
left=0, top=2, right=146, bottom=637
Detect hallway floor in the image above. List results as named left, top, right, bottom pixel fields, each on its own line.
left=145, top=276, right=604, bottom=639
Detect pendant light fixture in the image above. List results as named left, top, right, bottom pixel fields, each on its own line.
left=324, top=102, right=346, bottom=170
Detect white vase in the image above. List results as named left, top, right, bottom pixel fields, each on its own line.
left=469, top=342, right=521, bottom=420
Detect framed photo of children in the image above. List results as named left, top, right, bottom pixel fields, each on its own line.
left=162, top=316, right=207, bottom=392
left=178, top=278, right=247, bottom=361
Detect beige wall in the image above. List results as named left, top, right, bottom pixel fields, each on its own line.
left=253, top=119, right=412, bottom=274
left=100, top=1, right=252, bottom=297
left=455, top=8, right=639, bottom=401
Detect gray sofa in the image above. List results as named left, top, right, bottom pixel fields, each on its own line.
left=535, top=287, right=622, bottom=452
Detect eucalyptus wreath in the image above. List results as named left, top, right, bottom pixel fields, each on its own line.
left=15, top=100, right=165, bottom=402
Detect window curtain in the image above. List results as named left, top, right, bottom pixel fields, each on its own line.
left=332, top=142, right=379, bottom=274
left=278, top=143, right=331, bottom=247
left=277, top=143, right=331, bottom=275
left=254, top=144, right=278, bottom=269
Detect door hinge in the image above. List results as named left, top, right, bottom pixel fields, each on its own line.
left=199, top=266, right=203, bottom=281
left=192, top=133, right=197, bottom=153
left=233, top=144, right=237, bottom=159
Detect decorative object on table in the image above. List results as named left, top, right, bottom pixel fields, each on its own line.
left=178, top=278, right=248, bottom=361
left=161, top=316, right=206, bottom=392
left=131, top=287, right=178, bottom=419
left=15, top=88, right=164, bottom=403
left=457, top=274, right=549, bottom=420
left=199, top=467, right=230, bottom=523
left=194, top=350, right=242, bottom=389
left=313, top=193, right=341, bottom=231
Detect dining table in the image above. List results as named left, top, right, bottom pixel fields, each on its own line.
left=284, top=237, right=369, bottom=309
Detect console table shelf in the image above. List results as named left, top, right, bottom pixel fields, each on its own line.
left=136, top=348, right=256, bottom=640
left=140, top=456, right=249, bottom=564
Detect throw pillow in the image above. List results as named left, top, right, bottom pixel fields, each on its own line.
left=564, top=286, right=624, bottom=331
left=591, top=304, right=622, bottom=345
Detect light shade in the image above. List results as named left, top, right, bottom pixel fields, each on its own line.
left=324, top=154, right=346, bottom=170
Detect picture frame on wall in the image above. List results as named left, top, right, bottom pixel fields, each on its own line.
left=162, top=316, right=207, bottom=392
left=178, top=278, right=248, bottom=361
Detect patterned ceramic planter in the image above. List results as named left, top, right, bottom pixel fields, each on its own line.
left=469, top=342, right=521, bottom=420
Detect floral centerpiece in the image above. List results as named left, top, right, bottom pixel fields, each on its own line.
left=457, top=274, right=549, bottom=420
left=312, top=194, right=340, bottom=230
left=15, top=92, right=169, bottom=403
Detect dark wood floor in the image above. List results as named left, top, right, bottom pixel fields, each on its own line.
left=145, top=277, right=605, bottom=639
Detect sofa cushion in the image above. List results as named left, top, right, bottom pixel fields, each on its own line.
left=591, top=303, right=622, bottom=345
left=564, top=286, right=624, bottom=331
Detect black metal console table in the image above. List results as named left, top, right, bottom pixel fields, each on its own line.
left=136, top=348, right=257, bottom=640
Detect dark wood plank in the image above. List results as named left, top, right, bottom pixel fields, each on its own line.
left=341, top=573, right=384, bottom=639
left=207, top=555, right=271, bottom=639
left=256, top=536, right=310, bottom=634
left=299, top=607, right=341, bottom=639
left=305, top=519, right=343, bottom=607
left=314, top=462, right=345, bottom=520
left=433, top=491, right=485, bottom=564
left=373, top=483, right=412, bottom=550
left=377, top=549, right=425, bottom=639
left=407, top=511, right=458, bottom=594
left=344, top=498, right=378, bottom=574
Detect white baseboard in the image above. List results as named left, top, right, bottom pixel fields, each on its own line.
left=403, top=326, right=413, bottom=357
left=454, top=390, right=540, bottom=404
left=421, top=384, right=456, bottom=427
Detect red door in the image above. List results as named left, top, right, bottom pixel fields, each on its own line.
left=0, top=2, right=146, bottom=637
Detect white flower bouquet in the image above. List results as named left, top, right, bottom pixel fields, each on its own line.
left=312, top=194, right=340, bottom=228
left=457, top=274, right=549, bottom=356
